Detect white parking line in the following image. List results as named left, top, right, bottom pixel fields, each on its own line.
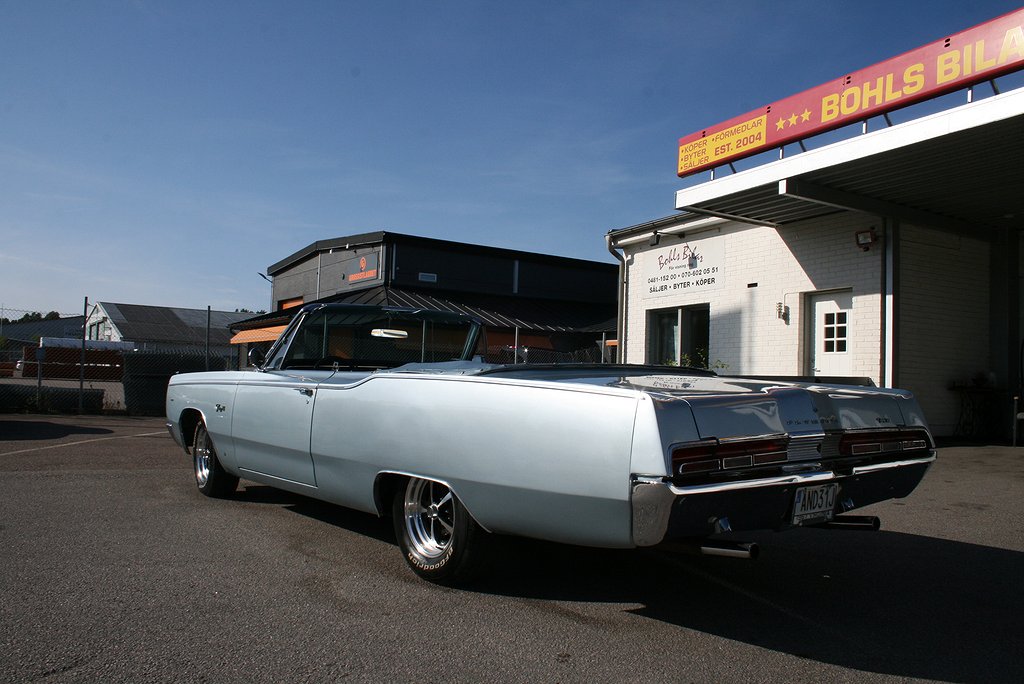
left=0, top=431, right=168, bottom=457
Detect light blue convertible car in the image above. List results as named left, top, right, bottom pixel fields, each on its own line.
left=166, top=303, right=935, bottom=584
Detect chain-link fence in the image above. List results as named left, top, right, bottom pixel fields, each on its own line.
left=0, top=340, right=612, bottom=415
left=0, top=345, right=238, bottom=416
left=1, top=302, right=615, bottom=416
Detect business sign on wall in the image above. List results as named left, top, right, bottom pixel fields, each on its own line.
left=643, top=239, right=724, bottom=299
left=677, top=8, right=1024, bottom=177
left=346, top=251, right=380, bottom=283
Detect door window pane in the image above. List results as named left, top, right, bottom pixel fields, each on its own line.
left=822, top=310, right=849, bottom=354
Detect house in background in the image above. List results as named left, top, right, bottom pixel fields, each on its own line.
left=85, top=302, right=251, bottom=357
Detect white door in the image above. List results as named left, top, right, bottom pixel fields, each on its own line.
left=809, top=291, right=852, bottom=377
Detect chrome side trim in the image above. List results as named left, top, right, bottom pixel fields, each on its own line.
left=165, top=421, right=182, bottom=448
left=237, top=468, right=319, bottom=491
left=666, top=452, right=936, bottom=495
left=669, top=471, right=835, bottom=495
left=851, top=452, right=936, bottom=475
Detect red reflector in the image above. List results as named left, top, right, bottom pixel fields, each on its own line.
left=672, top=437, right=788, bottom=475
left=671, top=442, right=718, bottom=475
left=678, top=459, right=719, bottom=474
left=839, top=430, right=930, bottom=456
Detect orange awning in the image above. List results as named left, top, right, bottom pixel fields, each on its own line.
left=229, top=325, right=287, bottom=345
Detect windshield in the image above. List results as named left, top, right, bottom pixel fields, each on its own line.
left=266, top=306, right=480, bottom=371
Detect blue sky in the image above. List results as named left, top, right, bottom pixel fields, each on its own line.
left=1, top=0, right=1020, bottom=316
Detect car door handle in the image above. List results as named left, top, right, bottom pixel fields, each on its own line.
left=295, top=387, right=314, bottom=397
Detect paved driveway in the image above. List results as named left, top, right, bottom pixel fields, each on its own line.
left=1, top=415, right=1022, bottom=683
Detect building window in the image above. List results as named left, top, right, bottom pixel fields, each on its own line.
left=649, top=310, right=680, bottom=366
left=823, top=311, right=848, bottom=353
left=647, top=305, right=711, bottom=368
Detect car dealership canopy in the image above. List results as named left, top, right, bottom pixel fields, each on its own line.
left=671, top=87, right=1024, bottom=237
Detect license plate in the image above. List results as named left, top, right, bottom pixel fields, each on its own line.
left=792, top=483, right=839, bottom=525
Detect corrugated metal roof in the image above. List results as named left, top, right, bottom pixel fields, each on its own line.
left=230, top=286, right=616, bottom=334
left=101, top=303, right=251, bottom=346
left=330, top=286, right=616, bottom=332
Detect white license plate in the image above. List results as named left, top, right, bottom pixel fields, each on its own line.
left=792, top=483, right=839, bottom=525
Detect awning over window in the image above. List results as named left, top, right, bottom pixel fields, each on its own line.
left=229, top=325, right=287, bottom=345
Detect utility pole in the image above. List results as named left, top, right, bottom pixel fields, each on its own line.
left=79, top=297, right=88, bottom=414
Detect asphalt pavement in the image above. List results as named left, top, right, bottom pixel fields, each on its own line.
left=1, top=414, right=1022, bottom=683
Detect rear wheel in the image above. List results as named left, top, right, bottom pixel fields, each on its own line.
left=193, top=422, right=238, bottom=498
left=393, top=477, right=489, bottom=584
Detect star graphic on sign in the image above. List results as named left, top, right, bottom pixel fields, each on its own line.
left=788, top=112, right=798, bottom=126
left=776, top=118, right=786, bottom=130
left=801, top=108, right=812, bottom=122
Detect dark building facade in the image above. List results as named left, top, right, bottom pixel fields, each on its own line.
left=234, top=232, right=618, bottom=364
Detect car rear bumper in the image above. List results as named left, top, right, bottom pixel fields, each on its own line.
left=631, top=452, right=935, bottom=545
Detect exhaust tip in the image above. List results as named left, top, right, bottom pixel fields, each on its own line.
left=816, top=515, right=881, bottom=531
left=659, top=539, right=760, bottom=560
left=700, top=540, right=760, bottom=560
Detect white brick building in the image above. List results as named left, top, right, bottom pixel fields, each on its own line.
left=608, top=88, right=1023, bottom=438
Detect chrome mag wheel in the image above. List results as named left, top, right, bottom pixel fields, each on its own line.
left=402, top=478, right=456, bottom=561
left=191, top=421, right=238, bottom=498
left=194, top=426, right=212, bottom=487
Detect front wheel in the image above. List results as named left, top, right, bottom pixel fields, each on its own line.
left=392, top=477, right=489, bottom=584
left=193, top=422, right=238, bottom=498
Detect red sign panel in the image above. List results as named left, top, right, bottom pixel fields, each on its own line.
left=678, top=8, right=1024, bottom=177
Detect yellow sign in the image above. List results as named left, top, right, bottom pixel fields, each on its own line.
left=678, top=115, right=767, bottom=175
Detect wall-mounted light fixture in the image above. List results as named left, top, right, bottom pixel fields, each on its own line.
left=855, top=228, right=878, bottom=251
left=776, top=302, right=790, bottom=323
left=649, top=232, right=661, bottom=247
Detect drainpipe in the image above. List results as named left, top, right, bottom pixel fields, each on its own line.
left=606, top=234, right=626, bottom=364
left=882, top=218, right=899, bottom=388
left=316, top=251, right=322, bottom=300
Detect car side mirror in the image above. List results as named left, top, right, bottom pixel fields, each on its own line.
left=248, top=347, right=266, bottom=368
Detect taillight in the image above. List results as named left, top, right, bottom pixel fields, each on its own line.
left=671, top=441, right=719, bottom=474
left=838, top=430, right=930, bottom=457
left=671, top=437, right=788, bottom=475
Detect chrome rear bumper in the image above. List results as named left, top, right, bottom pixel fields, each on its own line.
left=631, top=452, right=935, bottom=546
